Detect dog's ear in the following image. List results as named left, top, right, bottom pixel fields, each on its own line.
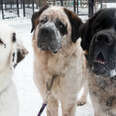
left=31, top=5, right=49, bottom=33
left=79, top=21, right=91, bottom=53
left=10, top=33, right=28, bottom=68
left=80, top=9, right=104, bottom=53
left=64, top=8, right=83, bottom=43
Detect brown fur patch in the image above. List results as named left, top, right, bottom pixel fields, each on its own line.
left=31, top=5, right=49, bottom=33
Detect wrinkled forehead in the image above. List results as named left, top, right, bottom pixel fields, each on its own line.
left=40, top=6, right=69, bottom=25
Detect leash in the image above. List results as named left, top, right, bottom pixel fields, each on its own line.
left=37, top=103, right=47, bottom=116
left=37, top=75, right=57, bottom=116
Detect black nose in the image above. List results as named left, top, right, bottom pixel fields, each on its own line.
left=95, top=33, right=113, bottom=46
left=39, top=27, right=52, bottom=36
left=38, top=26, right=56, bottom=49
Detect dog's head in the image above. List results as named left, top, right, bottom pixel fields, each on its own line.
left=0, top=24, right=28, bottom=71
left=80, top=8, right=116, bottom=77
left=31, top=5, right=82, bottom=54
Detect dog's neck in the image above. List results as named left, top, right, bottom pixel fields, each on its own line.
left=0, top=67, right=13, bottom=93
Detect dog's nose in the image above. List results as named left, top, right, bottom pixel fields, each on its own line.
left=95, top=33, right=113, bottom=46
left=38, top=26, right=57, bottom=50
left=39, top=27, right=52, bottom=37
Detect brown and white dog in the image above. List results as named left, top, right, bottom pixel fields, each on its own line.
left=0, top=24, right=28, bottom=116
left=80, top=8, right=116, bottom=116
left=31, top=5, right=88, bottom=116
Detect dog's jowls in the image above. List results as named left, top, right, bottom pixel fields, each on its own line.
left=0, top=24, right=28, bottom=116
left=80, top=8, right=116, bottom=116
left=31, top=5, right=88, bottom=116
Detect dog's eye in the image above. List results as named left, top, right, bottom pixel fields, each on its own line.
left=0, top=39, right=6, bottom=48
left=0, top=39, right=3, bottom=44
left=40, top=17, right=48, bottom=24
left=59, top=22, right=64, bottom=29
left=55, top=19, right=67, bottom=35
left=59, top=23, right=67, bottom=35
left=59, top=25, right=67, bottom=35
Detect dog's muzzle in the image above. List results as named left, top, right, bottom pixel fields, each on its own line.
left=89, top=30, right=116, bottom=77
left=94, top=31, right=113, bottom=46
left=37, top=22, right=62, bottom=54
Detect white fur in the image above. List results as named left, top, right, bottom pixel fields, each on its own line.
left=0, top=24, right=19, bottom=116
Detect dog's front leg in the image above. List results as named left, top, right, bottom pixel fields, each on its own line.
left=77, top=80, right=88, bottom=106
left=90, top=93, right=106, bottom=116
left=61, top=100, right=76, bottom=116
left=46, top=95, right=58, bottom=116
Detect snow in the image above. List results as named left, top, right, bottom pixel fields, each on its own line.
left=0, top=3, right=116, bottom=116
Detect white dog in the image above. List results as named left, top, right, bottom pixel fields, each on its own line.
left=0, top=24, right=28, bottom=116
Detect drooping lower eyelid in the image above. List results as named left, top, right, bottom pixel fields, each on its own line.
left=40, top=19, right=48, bottom=24
left=39, top=16, right=48, bottom=24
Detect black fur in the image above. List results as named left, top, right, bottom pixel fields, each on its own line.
left=12, top=49, right=25, bottom=68
left=17, top=49, right=24, bottom=63
left=64, top=8, right=83, bottom=43
left=55, top=18, right=68, bottom=36
left=31, top=5, right=49, bottom=33
left=80, top=8, right=116, bottom=52
left=80, top=8, right=116, bottom=77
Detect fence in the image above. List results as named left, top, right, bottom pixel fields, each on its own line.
left=22, top=0, right=35, bottom=18
left=0, top=0, right=116, bottom=19
left=0, top=0, right=35, bottom=19
left=0, top=0, right=20, bottom=19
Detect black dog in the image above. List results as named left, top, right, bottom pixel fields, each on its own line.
left=80, top=8, right=116, bottom=116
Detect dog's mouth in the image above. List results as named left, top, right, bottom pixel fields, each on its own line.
left=90, top=51, right=111, bottom=76
left=38, top=23, right=62, bottom=54
left=38, top=43, right=61, bottom=54
left=94, top=52, right=105, bottom=65
left=39, top=43, right=48, bottom=50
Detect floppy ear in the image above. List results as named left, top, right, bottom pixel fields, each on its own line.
left=80, top=9, right=104, bottom=52
left=79, top=21, right=91, bottom=52
left=31, top=5, right=49, bottom=33
left=64, top=8, right=83, bottom=43
left=10, top=33, right=28, bottom=68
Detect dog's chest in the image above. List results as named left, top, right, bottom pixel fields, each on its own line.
left=47, top=55, right=84, bottom=98
left=34, top=50, right=84, bottom=100
left=47, top=55, right=67, bottom=73
left=89, top=74, right=116, bottom=93
left=47, top=53, right=81, bottom=74
left=89, top=73, right=116, bottom=113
